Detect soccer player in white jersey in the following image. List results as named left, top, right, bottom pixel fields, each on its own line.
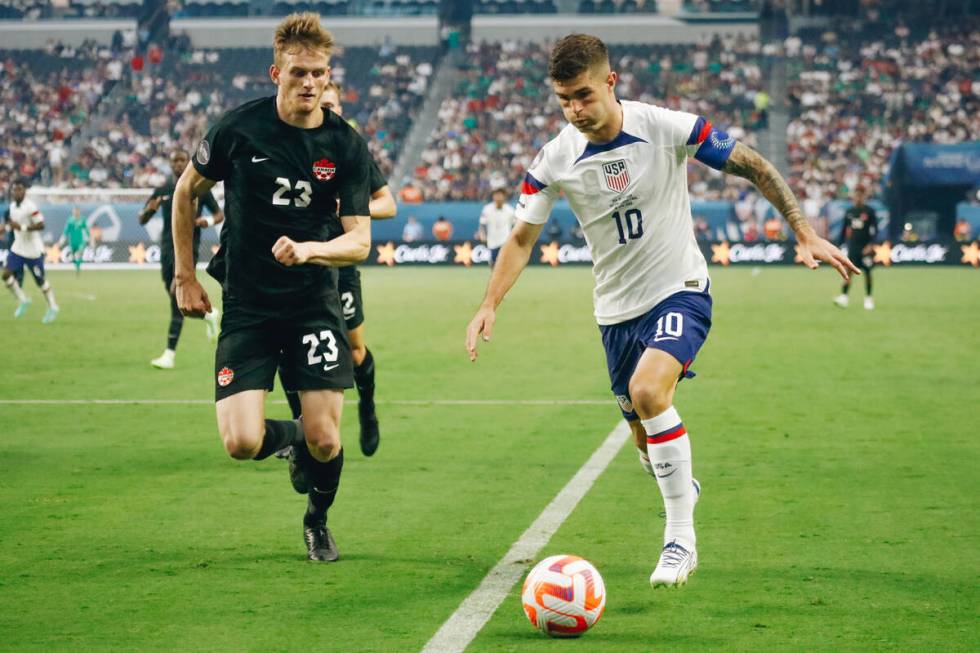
left=2, top=180, right=59, bottom=323
left=478, top=187, right=516, bottom=267
left=466, top=35, right=858, bottom=588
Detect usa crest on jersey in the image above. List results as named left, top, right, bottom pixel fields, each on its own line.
left=603, top=160, right=629, bottom=192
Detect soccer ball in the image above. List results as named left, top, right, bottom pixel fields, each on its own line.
left=521, top=554, right=606, bottom=637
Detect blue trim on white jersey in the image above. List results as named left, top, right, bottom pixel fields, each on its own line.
left=574, top=131, right=649, bottom=164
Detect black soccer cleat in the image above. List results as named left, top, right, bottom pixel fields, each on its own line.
left=287, top=445, right=311, bottom=494
left=358, top=401, right=380, bottom=457
left=304, top=524, right=339, bottom=562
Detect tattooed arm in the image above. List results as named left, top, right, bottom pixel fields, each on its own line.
left=721, top=142, right=859, bottom=281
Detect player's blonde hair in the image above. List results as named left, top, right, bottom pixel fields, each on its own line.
left=273, top=12, right=334, bottom=67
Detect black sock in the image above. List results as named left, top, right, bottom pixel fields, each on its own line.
left=354, top=349, right=376, bottom=409
left=284, top=390, right=303, bottom=420
left=841, top=282, right=850, bottom=295
left=167, top=293, right=184, bottom=350
left=304, top=448, right=344, bottom=527
left=255, top=419, right=305, bottom=460
left=865, top=270, right=872, bottom=296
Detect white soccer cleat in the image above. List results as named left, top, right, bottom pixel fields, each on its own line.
left=864, top=297, right=875, bottom=311
left=650, top=540, right=698, bottom=588
left=151, top=350, right=176, bottom=369
left=204, top=308, right=220, bottom=342
left=14, top=299, right=31, bottom=318
left=833, top=294, right=849, bottom=308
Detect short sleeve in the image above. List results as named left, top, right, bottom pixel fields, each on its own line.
left=338, top=134, right=371, bottom=218
left=368, top=159, right=387, bottom=194
left=515, top=147, right=560, bottom=225
left=193, top=119, right=236, bottom=182
left=200, top=190, right=221, bottom=215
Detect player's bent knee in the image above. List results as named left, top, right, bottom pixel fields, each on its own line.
left=219, top=423, right=264, bottom=460
left=305, top=424, right=341, bottom=462
left=628, top=381, right=673, bottom=418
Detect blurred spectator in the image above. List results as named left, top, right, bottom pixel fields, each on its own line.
left=764, top=215, right=785, bottom=240
left=953, top=217, right=972, bottom=242
left=432, top=216, right=453, bottom=241
left=402, top=216, right=423, bottom=242
left=901, top=222, right=919, bottom=242
left=693, top=215, right=711, bottom=241
left=398, top=182, right=423, bottom=203
left=545, top=218, right=563, bottom=241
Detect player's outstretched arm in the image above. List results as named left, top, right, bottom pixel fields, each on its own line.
left=173, top=165, right=215, bottom=317
left=369, top=186, right=397, bottom=220
left=466, top=219, right=543, bottom=362
left=273, top=214, right=371, bottom=267
left=721, top=142, right=859, bottom=281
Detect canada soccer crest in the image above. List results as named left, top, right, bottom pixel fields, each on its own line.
left=217, top=367, right=234, bottom=387
left=313, top=158, right=336, bottom=181
left=603, top=160, right=630, bottom=193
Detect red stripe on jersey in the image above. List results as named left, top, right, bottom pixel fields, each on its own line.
left=696, top=121, right=712, bottom=145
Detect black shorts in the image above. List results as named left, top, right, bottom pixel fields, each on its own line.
left=337, top=266, right=364, bottom=330
left=847, top=247, right=874, bottom=272
left=214, top=297, right=353, bottom=401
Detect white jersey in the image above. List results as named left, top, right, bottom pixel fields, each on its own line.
left=9, top=198, right=45, bottom=259
left=516, top=100, right=711, bottom=325
left=479, top=202, right=516, bottom=249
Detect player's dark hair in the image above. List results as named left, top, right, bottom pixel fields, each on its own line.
left=273, top=12, right=334, bottom=66
left=549, top=34, right=609, bottom=82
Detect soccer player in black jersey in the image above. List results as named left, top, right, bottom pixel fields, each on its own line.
left=279, top=80, right=396, bottom=458
left=833, top=186, right=878, bottom=310
left=172, top=13, right=373, bottom=562
left=139, top=148, right=224, bottom=369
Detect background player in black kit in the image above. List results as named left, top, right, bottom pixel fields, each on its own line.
left=139, top=148, right=224, bottom=369
left=279, top=80, right=396, bottom=459
left=833, top=186, right=879, bottom=310
left=172, top=13, right=373, bottom=562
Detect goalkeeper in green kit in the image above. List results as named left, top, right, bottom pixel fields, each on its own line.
left=58, top=207, right=91, bottom=275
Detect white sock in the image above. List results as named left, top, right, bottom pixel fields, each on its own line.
left=205, top=308, right=218, bottom=319
left=5, top=277, right=27, bottom=302
left=642, top=406, right=696, bottom=549
left=41, top=282, right=58, bottom=310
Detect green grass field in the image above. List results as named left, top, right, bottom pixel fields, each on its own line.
left=0, top=266, right=977, bottom=652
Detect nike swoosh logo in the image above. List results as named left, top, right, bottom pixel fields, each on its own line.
left=251, top=156, right=269, bottom=163
left=323, top=364, right=339, bottom=372
left=653, top=336, right=679, bottom=342
left=656, top=469, right=678, bottom=478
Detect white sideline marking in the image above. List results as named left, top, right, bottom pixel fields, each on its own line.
left=419, top=420, right=631, bottom=653
left=0, top=398, right=609, bottom=406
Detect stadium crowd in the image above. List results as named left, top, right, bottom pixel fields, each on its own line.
left=786, top=19, right=980, bottom=207
left=411, top=35, right=766, bottom=201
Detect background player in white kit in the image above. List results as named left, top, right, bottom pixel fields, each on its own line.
left=477, top=187, right=515, bottom=268
left=2, top=180, right=59, bottom=323
left=466, top=34, right=858, bottom=588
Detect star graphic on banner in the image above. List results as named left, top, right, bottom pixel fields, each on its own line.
left=128, top=242, right=147, bottom=264
left=454, top=241, right=473, bottom=267
left=872, top=241, right=892, bottom=266
left=710, top=241, right=731, bottom=266
left=960, top=241, right=980, bottom=267
left=376, top=241, right=396, bottom=267
left=45, top=243, right=62, bottom=264
left=793, top=244, right=804, bottom=265
left=540, top=241, right=560, bottom=267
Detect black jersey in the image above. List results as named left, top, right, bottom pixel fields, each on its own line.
left=148, top=177, right=220, bottom=259
left=839, top=204, right=878, bottom=251
left=326, top=158, right=387, bottom=240
left=194, top=97, right=372, bottom=308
